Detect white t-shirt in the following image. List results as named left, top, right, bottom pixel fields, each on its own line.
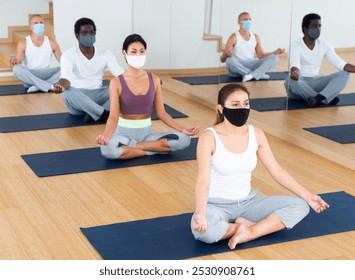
left=60, top=46, right=124, bottom=89
left=207, top=125, right=258, bottom=200
left=289, top=38, right=346, bottom=77
left=24, top=35, right=53, bottom=69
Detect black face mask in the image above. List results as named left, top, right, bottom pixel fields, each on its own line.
left=222, top=107, right=250, bottom=127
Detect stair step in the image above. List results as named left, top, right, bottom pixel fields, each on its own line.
left=0, top=43, right=17, bottom=56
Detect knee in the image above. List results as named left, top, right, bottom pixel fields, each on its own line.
left=167, top=133, right=191, bottom=151
left=12, top=64, right=23, bottom=76
left=339, top=70, right=350, bottom=83
left=190, top=212, right=227, bottom=244
left=100, top=135, right=129, bottom=160
left=282, top=198, right=310, bottom=229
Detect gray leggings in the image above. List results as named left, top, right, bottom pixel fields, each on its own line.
left=100, top=125, right=191, bottom=159
left=191, top=189, right=310, bottom=244
left=226, top=54, right=278, bottom=80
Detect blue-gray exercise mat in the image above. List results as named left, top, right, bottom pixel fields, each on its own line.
left=0, top=80, right=110, bottom=95
left=172, top=72, right=288, bottom=85
left=80, top=191, right=355, bottom=260
left=21, top=138, right=198, bottom=177
left=304, top=124, right=355, bottom=144
left=0, top=104, right=187, bottom=133
left=250, top=93, right=355, bottom=111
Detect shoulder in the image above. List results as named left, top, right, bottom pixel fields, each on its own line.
left=251, top=125, right=267, bottom=145
left=228, top=33, right=237, bottom=42
left=17, top=38, right=27, bottom=49
left=198, top=129, right=215, bottom=148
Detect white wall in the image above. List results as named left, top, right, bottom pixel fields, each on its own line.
left=2, top=0, right=355, bottom=69
left=0, top=0, right=51, bottom=38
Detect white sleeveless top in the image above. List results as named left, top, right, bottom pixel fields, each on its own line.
left=24, top=35, right=53, bottom=69
left=232, top=32, right=257, bottom=61
left=207, top=125, right=258, bottom=200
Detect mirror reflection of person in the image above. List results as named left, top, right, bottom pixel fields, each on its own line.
left=221, top=12, right=285, bottom=82
left=10, top=14, right=62, bottom=93
left=53, top=18, right=124, bottom=123
left=191, top=84, right=329, bottom=249
left=285, top=13, right=355, bottom=107
left=96, top=34, right=199, bottom=160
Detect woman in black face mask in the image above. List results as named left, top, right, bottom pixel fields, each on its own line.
left=191, top=83, right=329, bottom=249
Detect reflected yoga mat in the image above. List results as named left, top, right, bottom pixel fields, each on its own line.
left=0, top=80, right=110, bottom=96
left=0, top=104, right=187, bottom=133
left=250, top=93, right=355, bottom=111
left=172, top=72, right=288, bottom=85
left=304, top=124, right=355, bottom=144
left=21, top=138, right=198, bottom=177
left=80, top=191, right=355, bottom=260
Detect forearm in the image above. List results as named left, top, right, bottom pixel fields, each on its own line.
left=194, top=182, right=209, bottom=214
left=272, top=168, right=312, bottom=200
left=103, top=116, right=118, bottom=139
left=159, top=112, right=185, bottom=132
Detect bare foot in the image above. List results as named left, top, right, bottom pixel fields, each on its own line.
left=228, top=224, right=252, bottom=250
left=235, top=217, right=255, bottom=228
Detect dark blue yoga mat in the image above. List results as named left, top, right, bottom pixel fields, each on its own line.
left=172, top=72, right=288, bottom=85
left=80, top=191, right=355, bottom=260
left=0, top=104, right=187, bottom=133
left=0, top=80, right=110, bottom=96
left=250, top=93, right=355, bottom=111
left=304, top=124, right=355, bottom=144
left=21, top=138, right=197, bottom=177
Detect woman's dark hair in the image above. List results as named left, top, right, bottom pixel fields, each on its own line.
left=122, top=34, right=147, bottom=52
left=74, top=18, right=96, bottom=34
left=301, top=13, right=321, bottom=33
left=215, top=83, right=250, bottom=125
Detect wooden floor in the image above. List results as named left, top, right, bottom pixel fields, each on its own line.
left=0, top=56, right=354, bottom=259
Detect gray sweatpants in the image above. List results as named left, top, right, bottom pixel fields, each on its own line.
left=191, top=189, right=310, bottom=244
left=226, top=54, right=278, bottom=80
left=284, top=71, right=350, bottom=103
left=62, top=86, right=110, bottom=120
left=100, top=125, right=191, bottom=159
left=13, top=64, right=60, bottom=92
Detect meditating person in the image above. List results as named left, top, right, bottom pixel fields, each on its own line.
left=191, top=83, right=329, bottom=249
left=96, top=34, right=199, bottom=159
left=221, top=11, right=285, bottom=82
left=53, top=17, right=124, bottom=123
left=285, top=13, right=355, bottom=107
left=10, top=14, right=62, bottom=93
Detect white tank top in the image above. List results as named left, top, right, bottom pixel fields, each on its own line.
left=207, top=125, right=258, bottom=200
left=24, top=35, right=53, bottom=69
left=232, top=32, right=257, bottom=61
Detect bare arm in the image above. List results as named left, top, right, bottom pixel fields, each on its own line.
left=10, top=39, right=26, bottom=65
left=96, top=78, right=121, bottom=144
left=50, top=39, right=62, bottom=62
left=255, top=127, right=329, bottom=213
left=254, top=33, right=285, bottom=59
left=220, top=34, right=236, bottom=63
left=192, top=131, right=214, bottom=232
left=153, top=74, right=199, bottom=135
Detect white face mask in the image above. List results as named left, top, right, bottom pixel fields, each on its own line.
left=125, top=55, right=146, bottom=69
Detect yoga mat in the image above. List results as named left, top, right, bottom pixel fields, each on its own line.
left=250, top=93, right=355, bottom=111
left=172, top=72, right=288, bottom=85
left=304, top=124, right=355, bottom=144
left=80, top=191, right=355, bottom=260
left=0, top=80, right=110, bottom=96
left=0, top=104, right=187, bottom=133
left=21, top=138, right=198, bottom=177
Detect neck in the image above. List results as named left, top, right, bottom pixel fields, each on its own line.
left=221, top=120, right=247, bottom=134
left=126, top=66, right=145, bottom=77
left=239, top=29, right=249, bottom=36
left=30, top=33, right=43, bottom=41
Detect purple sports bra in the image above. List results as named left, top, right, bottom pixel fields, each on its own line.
left=119, top=73, right=155, bottom=115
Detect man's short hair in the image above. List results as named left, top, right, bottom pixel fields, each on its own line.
left=74, top=17, right=96, bottom=34
left=302, top=13, right=321, bottom=33
left=29, top=14, right=43, bottom=23
left=238, top=12, right=249, bottom=21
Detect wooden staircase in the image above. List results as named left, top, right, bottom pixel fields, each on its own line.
left=0, top=2, right=54, bottom=71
